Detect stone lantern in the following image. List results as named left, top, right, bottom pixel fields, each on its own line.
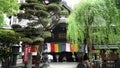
left=10, top=44, right=20, bottom=68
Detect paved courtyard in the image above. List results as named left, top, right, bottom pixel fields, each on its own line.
left=48, top=62, right=78, bottom=68
left=16, top=62, right=78, bottom=68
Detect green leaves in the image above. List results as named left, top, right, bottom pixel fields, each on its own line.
left=47, top=3, right=61, bottom=13
left=0, top=0, right=20, bottom=27
left=0, top=14, right=4, bottom=27
left=33, top=37, right=44, bottom=43
left=36, top=10, right=49, bottom=17
left=16, top=0, right=69, bottom=46
left=20, top=37, right=33, bottom=44
left=0, top=0, right=20, bottom=16
left=67, top=0, right=120, bottom=45
left=0, top=47, right=12, bottom=60
left=0, top=29, right=20, bottom=44
left=35, top=4, right=47, bottom=10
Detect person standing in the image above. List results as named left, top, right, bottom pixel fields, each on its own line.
left=62, top=56, right=67, bottom=62
left=48, top=54, right=53, bottom=62
left=83, top=53, right=90, bottom=68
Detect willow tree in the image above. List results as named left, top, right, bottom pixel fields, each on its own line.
left=0, top=0, right=20, bottom=27
left=67, top=0, right=120, bottom=67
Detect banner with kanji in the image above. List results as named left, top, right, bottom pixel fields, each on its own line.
left=23, top=45, right=31, bottom=64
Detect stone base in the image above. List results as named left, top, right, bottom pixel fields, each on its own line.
left=9, top=65, right=18, bottom=68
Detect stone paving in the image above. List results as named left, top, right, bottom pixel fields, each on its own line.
left=16, top=62, right=78, bottom=68
left=47, top=62, right=78, bottom=68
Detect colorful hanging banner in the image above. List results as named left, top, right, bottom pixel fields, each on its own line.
left=62, top=43, right=66, bottom=51
left=66, top=43, right=71, bottom=52
left=73, top=43, right=79, bottom=52
left=51, top=43, right=54, bottom=52
left=54, top=44, right=59, bottom=52
left=45, top=43, right=79, bottom=52
left=58, top=43, right=62, bottom=52
left=47, top=43, right=51, bottom=52
left=23, top=45, right=29, bottom=64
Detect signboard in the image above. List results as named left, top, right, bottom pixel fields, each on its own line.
left=23, top=45, right=31, bottom=64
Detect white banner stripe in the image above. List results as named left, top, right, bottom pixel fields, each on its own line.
left=66, top=43, right=70, bottom=52
left=47, top=43, right=51, bottom=52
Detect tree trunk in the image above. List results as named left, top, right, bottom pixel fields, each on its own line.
left=1, top=58, right=10, bottom=68
left=34, top=44, right=43, bottom=68
left=84, top=23, right=93, bottom=68
left=35, top=54, right=41, bottom=68
left=86, top=35, right=93, bottom=68
left=26, top=53, right=32, bottom=68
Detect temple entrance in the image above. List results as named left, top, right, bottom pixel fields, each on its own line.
left=43, top=52, right=78, bottom=62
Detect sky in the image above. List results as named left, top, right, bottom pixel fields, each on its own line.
left=63, top=0, right=81, bottom=9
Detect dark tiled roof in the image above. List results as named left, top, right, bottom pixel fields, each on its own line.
left=61, top=1, right=71, bottom=14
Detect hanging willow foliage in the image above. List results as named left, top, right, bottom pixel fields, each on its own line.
left=67, top=0, right=120, bottom=45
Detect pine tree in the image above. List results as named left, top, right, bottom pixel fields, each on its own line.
left=12, top=0, right=69, bottom=68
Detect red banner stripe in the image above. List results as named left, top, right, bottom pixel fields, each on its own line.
left=51, top=43, right=54, bottom=52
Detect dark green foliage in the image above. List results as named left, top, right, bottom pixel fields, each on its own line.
left=27, top=22, right=38, bottom=27
left=11, top=0, right=69, bottom=67
left=35, top=4, right=47, bottom=10
left=115, top=0, right=120, bottom=8
left=0, top=29, right=21, bottom=67
left=15, top=0, right=69, bottom=42
left=49, top=0, right=61, bottom=3
left=0, top=47, right=12, bottom=59
left=0, top=30, right=20, bottom=44
left=11, top=24, right=22, bottom=29
left=47, top=3, right=61, bottom=12
left=33, top=37, right=44, bottom=43
left=20, top=37, right=33, bottom=44
left=39, top=18, right=52, bottom=26
left=26, top=9, right=35, bottom=15
left=26, top=0, right=38, bottom=3
left=20, top=3, right=29, bottom=10
left=36, top=10, right=49, bottom=17
left=61, top=9, right=69, bottom=16
left=0, top=0, right=20, bottom=67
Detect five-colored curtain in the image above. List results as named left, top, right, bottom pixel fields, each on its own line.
left=45, top=43, right=79, bottom=52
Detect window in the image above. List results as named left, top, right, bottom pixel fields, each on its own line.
left=58, top=33, right=66, bottom=39
left=11, top=16, right=18, bottom=24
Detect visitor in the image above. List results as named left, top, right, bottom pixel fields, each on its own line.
left=48, top=54, right=53, bottom=62
left=42, top=53, right=49, bottom=66
left=62, top=56, right=67, bottom=62
left=56, top=54, right=59, bottom=62
left=83, top=53, right=90, bottom=68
